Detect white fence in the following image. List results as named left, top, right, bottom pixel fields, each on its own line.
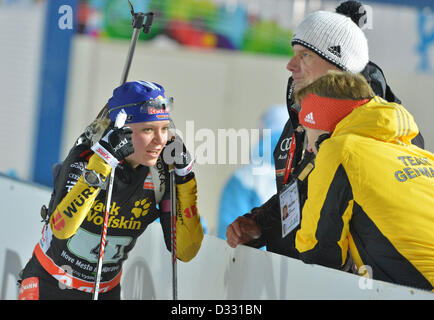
left=0, top=174, right=432, bottom=300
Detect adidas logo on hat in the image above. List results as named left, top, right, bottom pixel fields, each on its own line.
left=291, top=11, right=369, bottom=73
left=328, top=45, right=341, bottom=58
left=304, top=112, right=315, bottom=124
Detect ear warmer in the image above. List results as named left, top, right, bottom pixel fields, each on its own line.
left=299, top=93, right=369, bottom=132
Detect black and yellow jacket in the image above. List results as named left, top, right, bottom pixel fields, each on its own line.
left=295, top=97, right=434, bottom=291
left=32, top=139, right=203, bottom=293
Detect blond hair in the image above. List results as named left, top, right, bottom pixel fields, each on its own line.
left=294, top=71, right=375, bottom=104
left=83, top=104, right=111, bottom=145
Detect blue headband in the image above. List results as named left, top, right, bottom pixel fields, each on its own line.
left=108, top=81, right=172, bottom=124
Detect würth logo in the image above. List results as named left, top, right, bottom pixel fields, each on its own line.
left=328, top=45, right=341, bottom=58
left=304, top=112, right=315, bottom=124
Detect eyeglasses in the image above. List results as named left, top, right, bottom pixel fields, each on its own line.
left=109, top=97, right=174, bottom=114
left=140, top=97, right=174, bottom=112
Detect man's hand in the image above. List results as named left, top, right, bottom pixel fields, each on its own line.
left=226, top=216, right=261, bottom=248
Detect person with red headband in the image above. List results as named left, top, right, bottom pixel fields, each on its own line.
left=294, top=71, right=434, bottom=291
left=18, top=81, right=204, bottom=299
left=225, top=1, right=425, bottom=261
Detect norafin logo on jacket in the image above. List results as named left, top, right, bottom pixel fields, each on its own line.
left=358, top=265, right=373, bottom=290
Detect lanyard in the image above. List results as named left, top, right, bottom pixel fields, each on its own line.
left=282, top=133, right=296, bottom=185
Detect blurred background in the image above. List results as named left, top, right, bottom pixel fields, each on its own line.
left=0, top=0, right=433, bottom=236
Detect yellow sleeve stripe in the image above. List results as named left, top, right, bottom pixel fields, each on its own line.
left=50, top=176, right=100, bottom=239
left=49, top=154, right=109, bottom=240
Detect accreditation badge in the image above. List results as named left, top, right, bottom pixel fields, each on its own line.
left=279, top=180, right=300, bottom=238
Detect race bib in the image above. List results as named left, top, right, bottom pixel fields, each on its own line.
left=67, top=228, right=132, bottom=264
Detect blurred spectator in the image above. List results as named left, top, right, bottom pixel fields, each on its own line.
left=217, top=104, right=287, bottom=239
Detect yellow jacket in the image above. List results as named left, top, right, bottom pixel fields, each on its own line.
left=296, top=97, right=434, bottom=290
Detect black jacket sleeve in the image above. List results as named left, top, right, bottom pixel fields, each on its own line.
left=242, top=194, right=281, bottom=248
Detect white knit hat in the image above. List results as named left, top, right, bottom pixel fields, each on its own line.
left=291, top=11, right=369, bottom=73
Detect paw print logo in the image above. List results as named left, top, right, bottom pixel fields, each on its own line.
left=131, top=198, right=152, bottom=218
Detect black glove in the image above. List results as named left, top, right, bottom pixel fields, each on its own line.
left=91, top=125, right=134, bottom=168
left=162, top=134, right=194, bottom=182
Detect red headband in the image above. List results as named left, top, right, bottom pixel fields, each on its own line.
left=299, top=93, right=369, bottom=132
